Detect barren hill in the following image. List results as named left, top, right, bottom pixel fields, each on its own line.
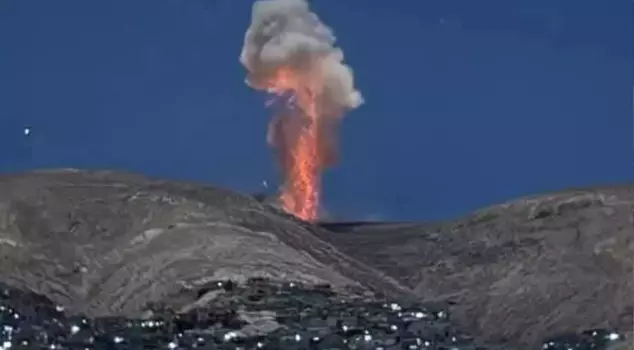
left=317, top=187, right=634, bottom=347
left=0, top=169, right=408, bottom=317
left=0, top=169, right=631, bottom=349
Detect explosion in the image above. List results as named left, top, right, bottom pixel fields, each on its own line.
left=240, top=0, right=363, bottom=221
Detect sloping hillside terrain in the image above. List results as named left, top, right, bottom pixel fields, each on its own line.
left=317, top=187, right=634, bottom=347
left=0, top=169, right=408, bottom=317
left=0, top=169, right=630, bottom=349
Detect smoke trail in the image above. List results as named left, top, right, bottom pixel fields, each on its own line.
left=240, top=0, right=363, bottom=221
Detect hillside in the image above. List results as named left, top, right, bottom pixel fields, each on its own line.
left=317, top=187, right=634, bottom=346
left=0, top=169, right=408, bottom=317
left=0, top=169, right=630, bottom=349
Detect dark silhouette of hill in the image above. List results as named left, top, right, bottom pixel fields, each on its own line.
left=0, top=169, right=631, bottom=349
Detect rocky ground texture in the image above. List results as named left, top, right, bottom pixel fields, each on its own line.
left=0, top=169, right=631, bottom=349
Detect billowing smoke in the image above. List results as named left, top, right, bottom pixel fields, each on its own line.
left=240, top=0, right=363, bottom=221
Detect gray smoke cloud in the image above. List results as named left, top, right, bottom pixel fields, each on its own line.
left=240, top=0, right=364, bottom=115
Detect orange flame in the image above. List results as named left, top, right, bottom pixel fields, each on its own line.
left=267, top=67, right=324, bottom=221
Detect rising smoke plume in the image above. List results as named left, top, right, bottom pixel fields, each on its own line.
left=240, top=0, right=364, bottom=221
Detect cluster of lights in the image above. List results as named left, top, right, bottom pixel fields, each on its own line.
left=0, top=282, right=627, bottom=350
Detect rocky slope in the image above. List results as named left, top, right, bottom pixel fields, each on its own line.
left=0, top=169, right=631, bottom=349
left=317, top=187, right=634, bottom=347
left=0, top=169, right=408, bottom=317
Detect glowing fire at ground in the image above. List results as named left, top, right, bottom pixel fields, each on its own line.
left=268, top=68, right=324, bottom=221
left=279, top=122, right=321, bottom=221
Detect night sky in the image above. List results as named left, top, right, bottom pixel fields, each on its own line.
left=1, top=0, right=632, bottom=220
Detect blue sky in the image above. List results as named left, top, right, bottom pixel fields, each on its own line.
left=1, top=0, right=632, bottom=220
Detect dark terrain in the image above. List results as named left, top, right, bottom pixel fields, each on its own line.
left=0, top=169, right=631, bottom=349
left=317, top=186, right=634, bottom=346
